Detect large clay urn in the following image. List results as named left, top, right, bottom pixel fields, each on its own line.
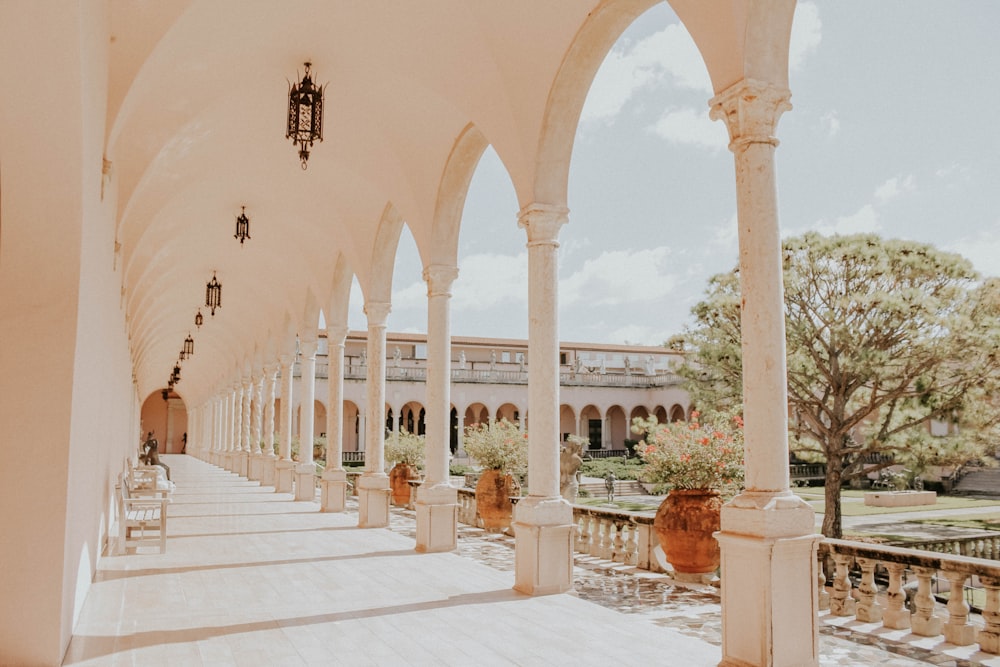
left=475, top=469, right=519, bottom=531
left=653, top=489, right=723, bottom=576
left=389, top=463, right=419, bottom=506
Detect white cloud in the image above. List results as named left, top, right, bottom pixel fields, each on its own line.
left=820, top=110, right=840, bottom=138
left=946, top=221, right=1000, bottom=278
left=789, top=2, right=822, bottom=71
left=560, top=247, right=678, bottom=307
left=813, top=204, right=881, bottom=236
left=581, top=23, right=711, bottom=125
left=649, top=107, right=728, bottom=151
left=873, top=174, right=916, bottom=204
left=709, top=214, right=739, bottom=252
left=451, top=252, right=529, bottom=311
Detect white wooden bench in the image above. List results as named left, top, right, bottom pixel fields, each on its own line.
left=116, top=473, right=169, bottom=554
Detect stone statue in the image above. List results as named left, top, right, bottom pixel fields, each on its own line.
left=459, top=349, right=467, bottom=369
left=559, top=440, right=585, bottom=502
left=645, top=355, right=654, bottom=376
left=518, top=352, right=525, bottom=372
left=360, top=350, right=367, bottom=366
left=141, top=431, right=170, bottom=480
left=393, top=346, right=402, bottom=367
left=573, top=356, right=582, bottom=375
left=490, top=349, right=497, bottom=370
left=624, top=356, right=632, bottom=376
left=604, top=471, right=617, bottom=503
left=599, top=357, right=607, bottom=375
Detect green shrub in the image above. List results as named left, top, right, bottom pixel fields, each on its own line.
left=579, top=456, right=645, bottom=481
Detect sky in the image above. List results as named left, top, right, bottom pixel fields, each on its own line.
left=347, top=1, right=1000, bottom=346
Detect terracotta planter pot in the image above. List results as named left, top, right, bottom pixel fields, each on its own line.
left=389, top=463, right=419, bottom=506
left=653, top=488, right=723, bottom=575
left=475, top=469, right=519, bottom=531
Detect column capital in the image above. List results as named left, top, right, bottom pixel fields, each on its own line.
left=364, top=301, right=392, bottom=326
left=264, top=362, right=280, bottom=376
left=517, top=203, right=568, bottom=245
left=709, top=79, right=791, bottom=154
left=326, top=325, right=349, bottom=345
left=279, top=353, right=295, bottom=367
left=299, top=338, right=318, bottom=358
left=423, top=264, right=459, bottom=297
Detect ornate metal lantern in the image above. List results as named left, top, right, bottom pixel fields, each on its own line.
left=195, top=308, right=204, bottom=329
left=162, top=388, right=170, bottom=401
left=286, top=62, right=324, bottom=169
left=171, top=363, right=181, bottom=384
left=234, top=206, right=250, bottom=245
left=206, top=272, right=222, bottom=316
left=182, top=334, right=194, bottom=358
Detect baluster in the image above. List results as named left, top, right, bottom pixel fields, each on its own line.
left=624, top=521, right=638, bottom=566
left=942, top=570, right=977, bottom=646
left=612, top=520, right=626, bottom=563
left=980, top=575, right=1000, bottom=654
left=817, top=553, right=830, bottom=611
left=574, top=514, right=588, bottom=553
left=598, top=518, right=613, bottom=559
left=910, top=566, right=943, bottom=636
left=590, top=516, right=604, bottom=558
left=830, top=553, right=856, bottom=617
left=882, top=563, right=910, bottom=629
left=578, top=515, right=592, bottom=554
left=855, top=557, right=883, bottom=623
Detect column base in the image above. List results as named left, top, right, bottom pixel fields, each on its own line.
left=261, top=455, right=277, bottom=487
left=222, top=452, right=234, bottom=472
left=235, top=451, right=249, bottom=478
left=357, top=472, right=391, bottom=528
left=415, top=483, right=458, bottom=553
left=512, top=495, right=575, bottom=596
left=717, top=492, right=821, bottom=667
left=294, top=463, right=316, bottom=501
left=275, top=459, right=295, bottom=494
left=248, top=454, right=265, bottom=481
left=321, top=468, right=349, bottom=512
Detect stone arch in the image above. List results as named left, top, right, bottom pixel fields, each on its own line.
left=342, top=400, right=361, bottom=452
left=653, top=406, right=668, bottom=424
left=464, top=402, right=489, bottom=428
left=606, top=405, right=628, bottom=450
left=559, top=404, right=577, bottom=441
left=400, top=400, right=426, bottom=435
left=579, top=404, right=602, bottom=450
left=496, top=402, right=520, bottom=426
left=669, top=404, right=686, bottom=422
left=139, top=390, right=188, bottom=454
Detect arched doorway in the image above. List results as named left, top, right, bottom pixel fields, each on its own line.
left=140, top=389, right=187, bottom=454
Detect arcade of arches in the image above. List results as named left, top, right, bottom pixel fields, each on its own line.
left=1, top=2, right=817, bottom=665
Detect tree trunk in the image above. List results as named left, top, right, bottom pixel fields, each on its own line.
left=822, top=462, right=843, bottom=538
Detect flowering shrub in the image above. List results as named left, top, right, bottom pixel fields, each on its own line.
left=463, top=418, right=528, bottom=474
left=632, top=411, right=744, bottom=495
left=384, top=429, right=425, bottom=467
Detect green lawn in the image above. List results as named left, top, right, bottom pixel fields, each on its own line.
left=792, top=488, right=1000, bottom=516
left=577, top=498, right=660, bottom=512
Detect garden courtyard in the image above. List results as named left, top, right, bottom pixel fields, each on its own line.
left=65, top=455, right=1000, bottom=666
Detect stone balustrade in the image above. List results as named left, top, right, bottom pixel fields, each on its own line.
left=888, top=534, right=1000, bottom=561
left=820, top=538, right=1000, bottom=653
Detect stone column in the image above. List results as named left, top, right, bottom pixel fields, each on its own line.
left=226, top=384, right=239, bottom=472
left=211, top=394, right=220, bottom=465
left=358, top=301, right=392, bottom=527
left=416, top=265, right=459, bottom=552
left=275, top=353, right=296, bottom=493
left=248, top=370, right=265, bottom=481
left=709, top=79, right=821, bottom=667
left=455, top=409, right=466, bottom=458
left=512, top=203, right=574, bottom=595
left=295, top=337, right=318, bottom=501
left=237, top=376, right=252, bottom=478
left=321, top=326, right=350, bottom=512
left=261, top=363, right=279, bottom=486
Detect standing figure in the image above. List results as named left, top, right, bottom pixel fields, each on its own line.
left=141, top=432, right=171, bottom=480
left=604, top=471, right=617, bottom=503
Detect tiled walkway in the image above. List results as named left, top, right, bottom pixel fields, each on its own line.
left=64, top=456, right=991, bottom=666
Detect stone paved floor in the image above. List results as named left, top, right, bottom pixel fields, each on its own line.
left=65, top=456, right=1000, bottom=666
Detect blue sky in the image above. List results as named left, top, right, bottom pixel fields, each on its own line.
left=349, top=1, right=1000, bottom=346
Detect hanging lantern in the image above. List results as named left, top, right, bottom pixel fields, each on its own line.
left=162, top=388, right=169, bottom=401
left=195, top=308, right=204, bottom=329
left=183, top=333, right=195, bottom=358
left=206, top=272, right=222, bottom=316
left=286, top=62, right=325, bottom=169
left=234, top=205, right=251, bottom=245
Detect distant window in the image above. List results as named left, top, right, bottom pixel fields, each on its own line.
left=414, top=344, right=427, bottom=359
left=560, top=352, right=567, bottom=365
left=501, top=351, right=511, bottom=363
